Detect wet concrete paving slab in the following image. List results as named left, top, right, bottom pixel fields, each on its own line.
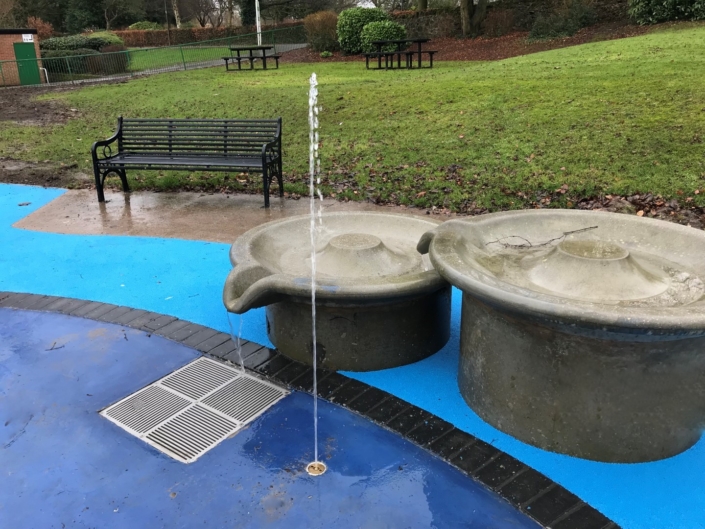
left=15, top=189, right=447, bottom=243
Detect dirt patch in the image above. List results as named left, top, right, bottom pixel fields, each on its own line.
left=0, top=86, right=91, bottom=187
left=0, top=86, right=83, bottom=126
left=283, top=22, right=650, bottom=64
left=0, top=157, right=92, bottom=188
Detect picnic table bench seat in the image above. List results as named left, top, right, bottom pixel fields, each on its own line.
left=222, top=55, right=282, bottom=70
left=365, top=38, right=435, bottom=69
left=91, top=117, right=283, bottom=207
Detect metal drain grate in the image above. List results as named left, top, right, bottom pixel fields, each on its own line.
left=203, top=377, right=287, bottom=423
left=161, top=357, right=238, bottom=399
left=146, top=405, right=237, bottom=462
left=101, top=357, right=288, bottom=463
left=104, top=386, right=190, bottom=434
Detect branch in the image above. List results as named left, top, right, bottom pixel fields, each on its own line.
left=486, top=226, right=599, bottom=250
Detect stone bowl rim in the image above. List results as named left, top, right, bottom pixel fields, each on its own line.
left=224, top=212, right=447, bottom=314
left=421, top=209, right=705, bottom=332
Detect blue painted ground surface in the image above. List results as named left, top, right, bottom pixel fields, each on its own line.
left=0, top=309, right=537, bottom=528
left=0, top=183, right=703, bottom=528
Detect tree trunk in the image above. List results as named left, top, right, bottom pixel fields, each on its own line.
left=470, top=0, right=488, bottom=37
left=240, top=0, right=256, bottom=26
left=104, top=9, right=114, bottom=30
left=418, top=0, right=427, bottom=10
left=171, top=0, right=182, bottom=28
left=459, top=0, right=471, bottom=37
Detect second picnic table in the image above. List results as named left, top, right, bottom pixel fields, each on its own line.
left=223, top=45, right=281, bottom=71
left=365, top=38, right=436, bottom=70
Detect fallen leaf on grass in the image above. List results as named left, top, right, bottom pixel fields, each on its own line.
left=637, top=210, right=645, bottom=216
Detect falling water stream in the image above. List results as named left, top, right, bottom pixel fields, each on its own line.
left=226, top=312, right=245, bottom=371
left=306, top=73, right=326, bottom=477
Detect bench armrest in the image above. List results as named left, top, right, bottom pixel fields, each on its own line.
left=261, top=138, right=281, bottom=165
left=91, top=117, right=123, bottom=163
left=261, top=117, right=282, bottom=164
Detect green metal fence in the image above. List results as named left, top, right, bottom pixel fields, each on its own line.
left=0, top=26, right=306, bottom=88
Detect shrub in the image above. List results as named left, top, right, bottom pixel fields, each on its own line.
left=628, top=0, right=705, bottom=24
left=128, top=21, right=162, bottom=30
left=529, top=0, right=597, bottom=39
left=86, top=49, right=130, bottom=75
left=39, top=34, right=122, bottom=51
left=337, top=7, right=389, bottom=54
left=360, top=21, right=407, bottom=53
left=304, top=11, right=339, bottom=52
left=40, top=35, right=91, bottom=51
left=320, top=50, right=333, bottom=57
left=40, top=48, right=99, bottom=59
left=88, top=32, right=125, bottom=48
left=482, top=9, right=515, bottom=37
left=26, top=16, right=54, bottom=40
left=41, top=48, right=100, bottom=79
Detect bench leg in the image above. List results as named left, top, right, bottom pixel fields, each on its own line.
left=275, top=57, right=279, bottom=69
left=429, top=54, right=434, bottom=68
left=93, top=165, right=105, bottom=203
left=262, top=166, right=270, bottom=208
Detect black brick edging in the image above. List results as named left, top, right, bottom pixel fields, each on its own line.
left=0, top=291, right=619, bottom=529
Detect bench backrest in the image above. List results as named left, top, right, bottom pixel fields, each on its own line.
left=118, top=118, right=281, bottom=157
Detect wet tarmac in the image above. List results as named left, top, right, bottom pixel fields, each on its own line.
left=15, top=190, right=443, bottom=243
left=0, top=308, right=538, bottom=529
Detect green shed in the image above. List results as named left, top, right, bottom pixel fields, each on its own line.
left=0, top=28, right=43, bottom=86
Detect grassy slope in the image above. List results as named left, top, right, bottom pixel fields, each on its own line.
left=1, top=24, right=704, bottom=211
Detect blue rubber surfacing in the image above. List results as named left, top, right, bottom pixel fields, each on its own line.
left=0, top=309, right=537, bottom=529
left=0, top=183, right=703, bottom=528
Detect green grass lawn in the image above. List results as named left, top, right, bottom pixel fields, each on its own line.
left=2, top=24, right=704, bottom=212
left=126, top=45, right=239, bottom=71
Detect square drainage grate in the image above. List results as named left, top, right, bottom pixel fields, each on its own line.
left=101, top=357, right=288, bottom=463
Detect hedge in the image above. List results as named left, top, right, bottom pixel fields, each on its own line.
left=360, top=21, right=407, bottom=53
left=628, top=0, right=705, bottom=24
left=128, top=21, right=162, bottom=30
left=113, top=22, right=305, bottom=47
left=337, top=7, right=389, bottom=54
left=40, top=34, right=122, bottom=51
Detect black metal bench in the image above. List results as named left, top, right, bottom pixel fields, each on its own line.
left=91, top=117, right=283, bottom=207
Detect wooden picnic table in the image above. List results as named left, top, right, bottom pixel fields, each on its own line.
left=366, top=38, right=435, bottom=70
left=223, top=45, right=280, bottom=71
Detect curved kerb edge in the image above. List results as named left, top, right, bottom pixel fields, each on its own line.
left=0, top=291, right=619, bottom=529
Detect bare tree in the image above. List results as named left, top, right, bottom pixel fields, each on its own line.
left=103, top=0, right=143, bottom=29
left=367, top=0, right=414, bottom=10
left=185, top=0, right=216, bottom=27
left=172, top=0, right=182, bottom=27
